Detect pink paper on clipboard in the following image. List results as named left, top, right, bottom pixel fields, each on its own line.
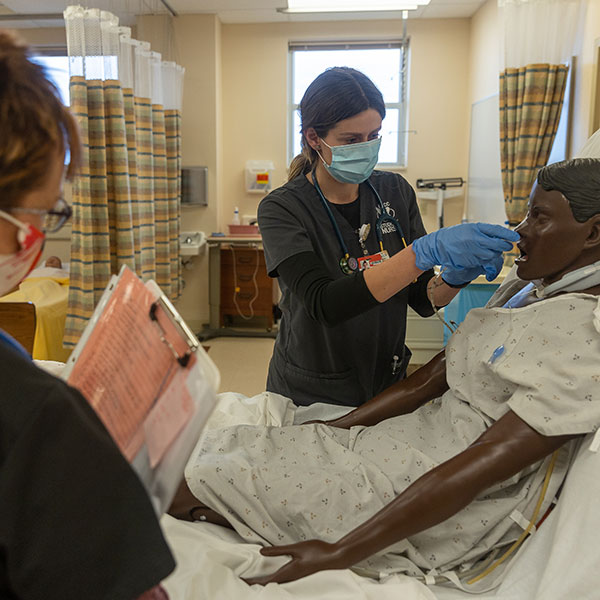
left=68, top=267, right=193, bottom=461
left=144, top=360, right=195, bottom=468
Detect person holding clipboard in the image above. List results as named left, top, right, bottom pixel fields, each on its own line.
left=258, top=67, right=518, bottom=407
left=0, top=31, right=174, bottom=600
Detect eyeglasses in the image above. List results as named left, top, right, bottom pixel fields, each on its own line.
left=7, top=197, right=73, bottom=233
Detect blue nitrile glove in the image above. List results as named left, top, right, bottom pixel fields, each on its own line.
left=442, top=254, right=504, bottom=287
left=442, top=265, right=485, bottom=287
left=412, top=223, right=518, bottom=280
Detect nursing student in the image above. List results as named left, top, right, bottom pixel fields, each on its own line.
left=258, top=67, right=518, bottom=407
left=0, top=31, right=174, bottom=599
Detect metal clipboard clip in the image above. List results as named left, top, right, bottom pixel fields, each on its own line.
left=149, top=295, right=200, bottom=368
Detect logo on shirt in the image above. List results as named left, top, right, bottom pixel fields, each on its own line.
left=376, top=201, right=397, bottom=235
left=380, top=221, right=397, bottom=235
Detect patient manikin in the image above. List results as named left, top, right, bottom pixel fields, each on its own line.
left=169, top=158, right=600, bottom=590
left=25, top=255, right=70, bottom=281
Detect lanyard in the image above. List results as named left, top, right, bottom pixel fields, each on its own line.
left=312, top=170, right=408, bottom=274
left=0, top=329, right=31, bottom=359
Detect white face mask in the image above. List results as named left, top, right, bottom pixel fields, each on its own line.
left=0, top=209, right=45, bottom=296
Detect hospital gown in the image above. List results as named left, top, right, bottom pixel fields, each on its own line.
left=187, top=293, right=600, bottom=576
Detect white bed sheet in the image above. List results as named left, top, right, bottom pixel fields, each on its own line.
left=160, top=392, right=600, bottom=599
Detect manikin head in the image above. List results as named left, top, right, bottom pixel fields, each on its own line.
left=514, top=158, right=600, bottom=287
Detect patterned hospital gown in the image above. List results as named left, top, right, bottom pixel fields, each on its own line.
left=187, top=293, right=600, bottom=576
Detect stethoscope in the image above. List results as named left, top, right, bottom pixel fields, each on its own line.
left=312, top=169, right=409, bottom=275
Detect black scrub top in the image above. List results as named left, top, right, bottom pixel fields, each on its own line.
left=0, top=339, right=175, bottom=600
left=258, top=170, right=434, bottom=407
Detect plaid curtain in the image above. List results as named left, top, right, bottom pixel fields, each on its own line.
left=499, top=64, right=568, bottom=225
left=64, top=81, right=182, bottom=347
left=165, top=110, right=182, bottom=297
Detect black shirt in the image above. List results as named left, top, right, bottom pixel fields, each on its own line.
left=0, top=340, right=175, bottom=600
left=277, top=251, right=378, bottom=326
left=258, top=170, right=434, bottom=407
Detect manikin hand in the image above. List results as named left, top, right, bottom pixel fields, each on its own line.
left=243, top=539, right=347, bottom=586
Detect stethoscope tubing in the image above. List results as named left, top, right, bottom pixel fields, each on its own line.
left=311, top=168, right=408, bottom=260
left=312, top=170, right=352, bottom=259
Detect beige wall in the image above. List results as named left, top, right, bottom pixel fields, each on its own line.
left=10, top=17, right=473, bottom=330
left=141, top=16, right=472, bottom=328
left=221, top=18, right=472, bottom=237
left=14, top=7, right=600, bottom=331
left=467, top=0, right=499, bottom=105
left=11, top=26, right=65, bottom=46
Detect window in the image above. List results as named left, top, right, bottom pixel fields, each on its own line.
left=31, top=53, right=70, bottom=106
left=289, top=41, right=409, bottom=167
left=30, top=50, right=72, bottom=199
left=31, top=50, right=71, bottom=168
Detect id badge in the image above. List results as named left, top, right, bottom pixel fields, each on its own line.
left=358, top=250, right=390, bottom=271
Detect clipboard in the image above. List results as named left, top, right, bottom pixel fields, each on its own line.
left=62, top=265, right=220, bottom=514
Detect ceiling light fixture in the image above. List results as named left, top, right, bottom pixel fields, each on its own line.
left=279, top=0, right=429, bottom=13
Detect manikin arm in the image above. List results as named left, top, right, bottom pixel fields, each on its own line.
left=318, top=350, right=448, bottom=429
left=244, top=410, right=577, bottom=586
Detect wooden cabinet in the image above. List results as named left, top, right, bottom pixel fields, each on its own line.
left=219, top=245, right=275, bottom=329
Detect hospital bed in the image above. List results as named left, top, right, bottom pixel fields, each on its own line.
left=0, top=267, right=70, bottom=361
left=160, top=391, right=600, bottom=600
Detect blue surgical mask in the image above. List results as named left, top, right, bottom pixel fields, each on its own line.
left=318, top=136, right=381, bottom=184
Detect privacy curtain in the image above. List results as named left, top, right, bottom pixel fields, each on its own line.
left=499, top=64, right=568, bottom=224
left=63, top=6, right=184, bottom=346
left=498, top=0, right=585, bottom=225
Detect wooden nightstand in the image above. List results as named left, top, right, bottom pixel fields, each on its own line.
left=219, top=245, right=275, bottom=329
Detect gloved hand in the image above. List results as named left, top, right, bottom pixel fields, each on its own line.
left=412, top=223, right=518, bottom=280
left=442, top=253, right=504, bottom=287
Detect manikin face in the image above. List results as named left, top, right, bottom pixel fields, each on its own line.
left=306, top=108, right=382, bottom=166
left=514, top=182, right=595, bottom=285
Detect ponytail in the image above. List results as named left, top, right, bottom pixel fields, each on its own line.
left=287, top=145, right=319, bottom=182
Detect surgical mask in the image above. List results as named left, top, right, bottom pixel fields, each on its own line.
left=0, top=209, right=45, bottom=296
left=317, top=136, right=382, bottom=184
left=534, top=259, right=600, bottom=298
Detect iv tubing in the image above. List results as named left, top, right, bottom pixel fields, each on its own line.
left=466, top=450, right=559, bottom=585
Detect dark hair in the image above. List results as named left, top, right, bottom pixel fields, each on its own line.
left=288, top=67, right=386, bottom=181
left=537, top=158, right=600, bottom=222
left=0, top=30, right=81, bottom=208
